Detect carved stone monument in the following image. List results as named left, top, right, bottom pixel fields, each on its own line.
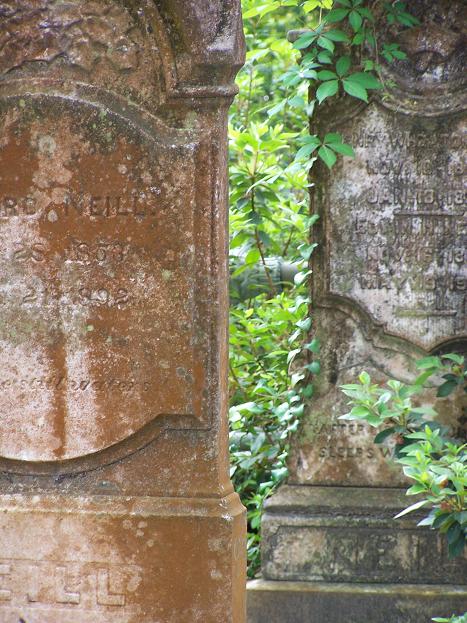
left=0, top=2, right=245, bottom=621
left=249, top=2, right=466, bottom=621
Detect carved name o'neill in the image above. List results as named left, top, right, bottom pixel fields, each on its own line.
left=0, top=93, right=207, bottom=463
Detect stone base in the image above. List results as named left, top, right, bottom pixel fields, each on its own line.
left=261, top=486, right=466, bottom=584
left=0, top=493, right=246, bottom=623
left=247, top=579, right=467, bottom=623
left=252, top=485, right=467, bottom=621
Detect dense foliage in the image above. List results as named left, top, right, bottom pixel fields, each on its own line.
left=228, top=1, right=310, bottom=577
left=228, top=0, right=418, bottom=578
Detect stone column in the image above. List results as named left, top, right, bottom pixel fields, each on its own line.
left=0, top=2, right=245, bottom=622
left=249, top=2, right=466, bottom=621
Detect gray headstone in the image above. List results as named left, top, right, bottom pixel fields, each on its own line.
left=249, top=2, right=467, bottom=620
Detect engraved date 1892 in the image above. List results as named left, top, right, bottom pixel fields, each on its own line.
left=0, top=284, right=131, bottom=308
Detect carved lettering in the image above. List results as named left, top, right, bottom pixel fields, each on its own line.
left=329, top=117, right=466, bottom=348
left=55, top=566, right=80, bottom=605
left=26, top=564, right=41, bottom=603
left=0, top=565, right=11, bottom=602
left=0, top=560, right=136, bottom=611
left=0, top=377, right=151, bottom=394
left=97, top=569, right=125, bottom=607
left=0, top=191, right=159, bottom=221
left=273, top=527, right=463, bottom=582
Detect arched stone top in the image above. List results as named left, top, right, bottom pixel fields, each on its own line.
left=374, top=0, right=466, bottom=115
left=0, top=1, right=245, bottom=106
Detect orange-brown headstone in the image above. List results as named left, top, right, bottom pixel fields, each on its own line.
left=0, top=2, right=246, bottom=621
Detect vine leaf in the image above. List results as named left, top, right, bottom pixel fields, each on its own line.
left=318, top=145, right=336, bottom=168
left=342, top=78, right=368, bottom=101
left=316, top=79, right=338, bottom=103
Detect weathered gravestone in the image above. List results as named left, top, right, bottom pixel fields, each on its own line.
left=248, top=2, right=467, bottom=621
left=0, top=2, right=245, bottom=621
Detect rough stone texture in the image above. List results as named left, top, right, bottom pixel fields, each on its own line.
left=248, top=580, right=467, bottom=623
left=0, top=2, right=246, bottom=621
left=261, top=487, right=466, bottom=584
left=249, top=2, right=466, bottom=621
left=289, top=0, right=467, bottom=486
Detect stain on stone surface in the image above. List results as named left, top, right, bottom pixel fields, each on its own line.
left=0, top=94, right=205, bottom=462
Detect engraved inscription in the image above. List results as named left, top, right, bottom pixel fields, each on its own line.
left=97, top=569, right=125, bottom=607
left=326, top=106, right=466, bottom=348
left=318, top=423, right=393, bottom=461
left=267, top=526, right=463, bottom=582
left=0, top=560, right=136, bottom=611
left=56, top=567, right=80, bottom=605
left=0, top=94, right=207, bottom=463
left=0, top=192, right=160, bottom=220
left=0, top=564, right=11, bottom=602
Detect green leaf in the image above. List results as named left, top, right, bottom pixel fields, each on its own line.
left=267, top=100, right=286, bottom=117
left=324, top=132, right=342, bottom=143
left=442, top=353, right=464, bottom=365
left=417, top=515, right=435, bottom=527
left=350, top=406, right=371, bottom=417
left=302, top=384, right=314, bottom=399
left=437, top=380, right=458, bottom=398
left=342, top=78, right=368, bottom=101
left=296, top=317, right=312, bottom=331
left=316, top=79, right=339, bottom=103
left=352, top=31, right=365, bottom=45
left=414, top=369, right=436, bottom=386
left=318, top=145, right=337, bottom=168
left=295, top=143, right=319, bottom=160
left=304, top=338, right=320, bottom=353
left=447, top=522, right=462, bottom=545
left=308, top=361, right=321, bottom=375
left=325, top=29, right=349, bottom=42
left=325, top=8, right=349, bottom=22
left=347, top=71, right=382, bottom=90
left=374, top=428, right=396, bottom=444
left=416, top=356, right=441, bottom=370
left=349, top=10, right=363, bottom=31
left=336, top=55, right=351, bottom=77
left=302, top=0, right=321, bottom=11
left=358, top=7, right=373, bottom=21
left=317, top=51, right=333, bottom=64
left=317, top=36, right=335, bottom=53
left=317, top=70, right=338, bottom=81
left=294, top=32, right=317, bottom=50
left=245, top=247, right=261, bottom=265
left=407, top=483, right=428, bottom=495
left=432, top=513, right=452, bottom=530
left=448, top=535, right=465, bottom=558
left=329, top=142, right=355, bottom=157
left=359, top=371, right=371, bottom=384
